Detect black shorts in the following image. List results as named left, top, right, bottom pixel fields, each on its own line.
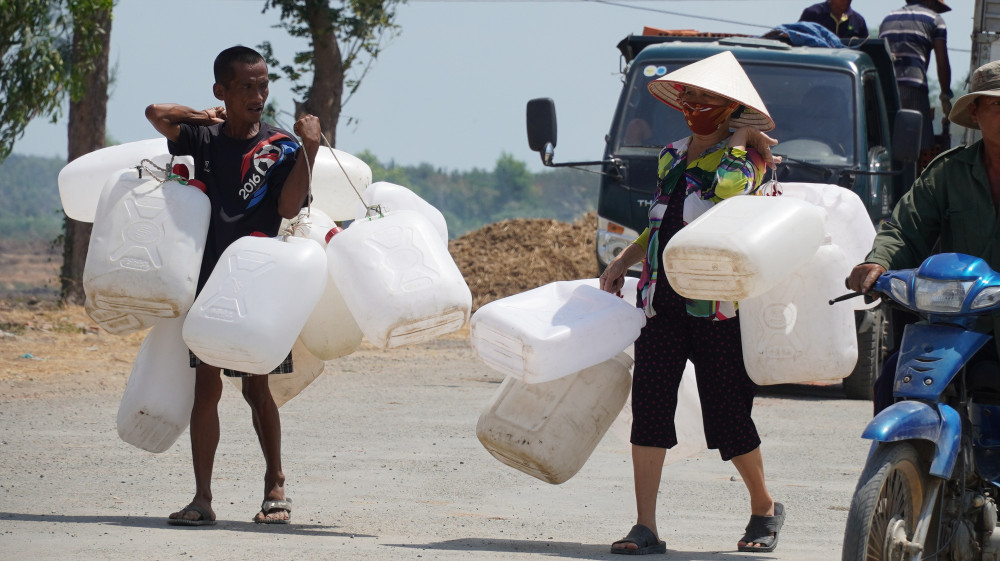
left=188, top=350, right=294, bottom=378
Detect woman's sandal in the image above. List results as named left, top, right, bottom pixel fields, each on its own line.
left=253, top=498, right=292, bottom=524
left=611, top=523, right=667, bottom=555
left=738, top=502, right=785, bottom=553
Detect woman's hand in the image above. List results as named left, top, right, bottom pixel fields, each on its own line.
left=729, top=126, right=782, bottom=170
left=599, top=258, right=628, bottom=294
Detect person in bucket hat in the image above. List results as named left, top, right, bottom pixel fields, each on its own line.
left=849, top=59, right=1000, bottom=415
left=600, top=51, right=784, bottom=555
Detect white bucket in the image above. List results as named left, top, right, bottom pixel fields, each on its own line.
left=476, top=352, right=633, bottom=484
left=739, top=238, right=858, bottom=385
left=83, top=169, right=210, bottom=326
left=776, top=182, right=877, bottom=310
left=470, top=279, right=646, bottom=383
left=286, top=213, right=364, bottom=361
left=117, top=316, right=195, bottom=453
left=183, top=235, right=328, bottom=374
left=327, top=210, right=471, bottom=349
left=85, top=297, right=159, bottom=336
left=227, top=338, right=326, bottom=408
left=662, top=195, right=827, bottom=301
left=58, top=138, right=194, bottom=223
left=353, top=182, right=449, bottom=247
left=310, top=148, right=372, bottom=221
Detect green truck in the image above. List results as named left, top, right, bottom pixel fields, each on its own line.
left=526, top=32, right=923, bottom=399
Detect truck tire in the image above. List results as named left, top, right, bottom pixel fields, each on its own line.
left=843, top=306, right=887, bottom=401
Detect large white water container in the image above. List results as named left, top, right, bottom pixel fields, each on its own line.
left=227, top=338, right=326, bottom=408
left=477, top=352, right=633, bottom=484
left=326, top=210, right=471, bottom=349
left=776, top=182, right=878, bottom=311
left=740, top=237, right=858, bottom=385
left=83, top=169, right=210, bottom=325
left=86, top=298, right=159, bottom=335
left=58, top=138, right=194, bottom=223
left=662, top=195, right=827, bottom=301
left=183, top=235, right=327, bottom=374
left=470, top=279, right=646, bottom=383
left=310, top=148, right=372, bottom=221
left=288, top=215, right=364, bottom=360
left=353, top=182, right=449, bottom=247
left=117, top=316, right=195, bottom=453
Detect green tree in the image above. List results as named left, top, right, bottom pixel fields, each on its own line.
left=258, top=0, right=404, bottom=147
left=0, top=0, right=70, bottom=162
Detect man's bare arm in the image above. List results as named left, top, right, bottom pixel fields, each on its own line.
left=144, top=104, right=226, bottom=143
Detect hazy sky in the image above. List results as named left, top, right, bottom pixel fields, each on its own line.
left=11, top=0, right=977, bottom=172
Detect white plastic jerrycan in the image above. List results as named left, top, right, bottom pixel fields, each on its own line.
left=227, top=337, right=326, bottom=408
left=353, top=182, right=449, bottom=247
left=662, top=195, right=827, bottom=301
left=327, top=210, right=472, bottom=349
left=58, top=138, right=194, bottom=222
left=476, top=352, right=633, bottom=484
left=284, top=211, right=363, bottom=360
left=183, top=235, right=328, bottom=374
left=85, top=297, right=159, bottom=336
left=117, top=316, right=195, bottom=453
left=776, top=182, right=878, bottom=311
left=470, top=279, right=646, bottom=383
left=310, top=147, right=372, bottom=221
left=739, top=236, right=858, bottom=385
left=84, top=168, right=210, bottom=327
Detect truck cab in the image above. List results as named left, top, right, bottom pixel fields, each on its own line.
left=526, top=33, right=922, bottom=399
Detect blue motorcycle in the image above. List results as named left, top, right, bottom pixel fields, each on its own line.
left=841, top=253, right=1000, bottom=561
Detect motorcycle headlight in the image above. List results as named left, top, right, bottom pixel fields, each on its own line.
left=972, top=286, right=1000, bottom=310
left=889, top=277, right=909, bottom=304
left=913, top=278, right=974, bottom=313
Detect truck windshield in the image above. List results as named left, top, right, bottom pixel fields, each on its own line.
left=615, top=61, right=856, bottom=167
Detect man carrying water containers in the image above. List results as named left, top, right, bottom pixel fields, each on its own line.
left=145, top=45, right=321, bottom=526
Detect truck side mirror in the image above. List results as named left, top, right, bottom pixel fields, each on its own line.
left=527, top=98, right=558, bottom=164
left=892, top=109, right=923, bottom=163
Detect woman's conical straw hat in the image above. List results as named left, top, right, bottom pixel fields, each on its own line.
left=647, top=51, right=775, bottom=132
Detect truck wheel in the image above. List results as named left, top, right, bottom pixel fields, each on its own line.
left=843, top=306, right=887, bottom=401
left=841, top=442, right=927, bottom=561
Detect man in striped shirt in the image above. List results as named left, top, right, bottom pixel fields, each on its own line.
left=879, top=0, right=952, bottom=152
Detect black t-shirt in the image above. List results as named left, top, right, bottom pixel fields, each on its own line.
left=168, top=122, right=300, bottom=290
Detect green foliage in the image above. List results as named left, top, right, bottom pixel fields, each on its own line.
left=0, top=154, right=65, bottom=240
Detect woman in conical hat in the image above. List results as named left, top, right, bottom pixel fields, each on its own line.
left=600, top=51, right=784, bottom=555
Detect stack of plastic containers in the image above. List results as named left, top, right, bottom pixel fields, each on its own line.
left=327, top=210, right=471, bottom=349
left=83, top=168, right=210, bottom=335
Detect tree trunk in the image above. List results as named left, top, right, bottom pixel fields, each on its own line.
left=297, top=3, right=344, bottom=148
left=60, top=7, right=111, bottom=305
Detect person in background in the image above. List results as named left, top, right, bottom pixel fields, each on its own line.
left=145, top=45, right=320, bottom=526
left=879, top=0, right=952, bottom=153
left=848, top=60, right=1000, bottom=414
left=599, top=51, right=784, bottom=555
left=798, top=0, right=869, bottom=41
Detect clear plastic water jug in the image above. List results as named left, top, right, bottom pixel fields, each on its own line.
left=353, top=182, right=449, bottom=247
left=476, top=352, right=633, bottom=484
left=776, top=182, right=877, bottom=311
left=84, top=168, right=209, bottom=328
left=58, top=138, right=194, bottom=222
left=117, top=316, right=195, bottom=453
left=310, top=148, right=372, bottom=221
left=183, top=235, right=328, bottom=374
left=285, top=210, right=364, bottom=360
left=227, top=338, right=326, bottom=408
left=662, top=195, right=827, bottom=301
left=470, top=279, right=646, bottom=383
left=327, top=210, right=471, bottom=349
left=739, top=237, right=858, bottom=385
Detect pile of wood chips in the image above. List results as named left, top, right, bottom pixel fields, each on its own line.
left=449, top=212, right=599, bottom=311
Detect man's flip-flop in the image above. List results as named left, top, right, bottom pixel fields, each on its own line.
left=254, top=498, right=292, bottom=524
left=611, top=524, right=666, bottom=555
left=167, top=503, right=216, bottom=526
left=738, top=502, right=785, bottom=553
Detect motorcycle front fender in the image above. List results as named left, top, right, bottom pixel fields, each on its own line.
left=862, top=400, right=962, bottom=478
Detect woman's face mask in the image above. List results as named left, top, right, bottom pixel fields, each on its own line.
left=679, top=100, right=735, bottom=135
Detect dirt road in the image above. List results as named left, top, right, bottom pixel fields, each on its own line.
left=0, top=326, right=872, bottom=561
